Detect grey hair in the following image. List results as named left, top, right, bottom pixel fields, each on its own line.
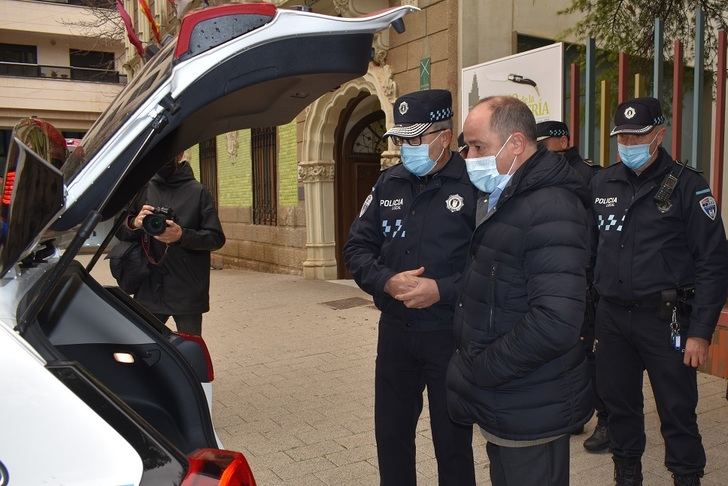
left=477, top=96, right=537, bottom=144
left=430, top=119, right=453, bottom=131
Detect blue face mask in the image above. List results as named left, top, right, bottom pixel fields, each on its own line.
left=618, top=135, right=658, bottom=171
left=465, top=134, right=515, bottom=193
left=400, top=131, right=445, bottom=176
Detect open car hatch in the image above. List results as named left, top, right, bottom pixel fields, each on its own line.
left=54, top=4, right=417, bottom=231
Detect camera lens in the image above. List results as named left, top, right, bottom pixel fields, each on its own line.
left=142, top=213, right=167, bottom=236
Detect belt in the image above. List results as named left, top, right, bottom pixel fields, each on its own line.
left=601, top=293, right=662, bottom=309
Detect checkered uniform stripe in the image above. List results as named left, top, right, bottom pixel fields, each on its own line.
left=597, top=214, right=626, bottom=232
left=382, top=219, right=406, bottom=238
left=548, top=129, right=568, bottom=137
left=429, top=108, right=453, bottom=121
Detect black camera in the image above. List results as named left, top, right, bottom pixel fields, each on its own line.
left=142, top=207, right=175, bottom=236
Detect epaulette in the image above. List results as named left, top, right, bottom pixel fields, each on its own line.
left=676, top=160, right=702, bottom=174
left=583, top=158, right=601, bottom=168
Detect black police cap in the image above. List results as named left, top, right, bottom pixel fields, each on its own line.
left=610, top=97, right=665, bottom=136
left=383, top=89, right=453, bottom=139
left=536, top=120, right=570, bottom=142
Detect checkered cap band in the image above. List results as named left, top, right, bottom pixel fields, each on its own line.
left=537, top=128, right=569, bottom=141
left=429, top=108, right=453, bottom=122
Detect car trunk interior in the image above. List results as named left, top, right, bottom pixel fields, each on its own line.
left=34, top=260, right=217, bottom=454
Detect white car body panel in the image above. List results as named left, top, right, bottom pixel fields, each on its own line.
left=0, top=324, right=143, bottom=486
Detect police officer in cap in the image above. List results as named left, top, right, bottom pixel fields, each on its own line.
left=536, top=120, right=600, bottom=184
left=591, top=97, right=728, bottom=486
left=344, top=89, right=477, bottom=486
left=537, top=120, right=609, bottom=453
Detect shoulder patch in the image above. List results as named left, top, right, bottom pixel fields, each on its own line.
left=359, top=193, right=374, bottom=217
left=699, top=196, right=717, bottom=221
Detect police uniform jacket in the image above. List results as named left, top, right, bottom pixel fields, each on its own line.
left=591, top=147, right=728, bottom=341
left=563, top=146, right=599, bottom=186
left=343, top=152, right=478, bottom=328
left=446, top=147, right=593, bottom=440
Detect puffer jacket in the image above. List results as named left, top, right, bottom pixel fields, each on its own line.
left=446, top=146, right=593, bottom=441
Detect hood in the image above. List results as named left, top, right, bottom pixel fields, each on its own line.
left=509, top=146, right=591, bottom=208
left=151, top=160, right=195, bottom=187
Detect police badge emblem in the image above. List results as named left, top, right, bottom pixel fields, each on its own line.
left=398, top=101, right=409, bottom=115
left=359, top=193, right=374, bottom=217
left=699, top=196, right=717, bottom=221
left=624, top=107, right=636, bottom=119
left=445, top=194, right=464, bottom=213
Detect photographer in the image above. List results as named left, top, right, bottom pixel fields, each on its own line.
left=118, top=153, right=225, bottom=335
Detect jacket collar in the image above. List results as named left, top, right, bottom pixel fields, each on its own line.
left=496, top=145, right=591, bottom=209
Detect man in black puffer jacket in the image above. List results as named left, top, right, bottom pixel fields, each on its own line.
left=119, top=153, right=225, bottom=336
left=447, top=96, right=592, bottom=486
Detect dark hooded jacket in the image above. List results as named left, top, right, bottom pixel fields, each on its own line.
left=118, top=161, right=225, bottom=314
left=446, top=146, right=593, bottom=441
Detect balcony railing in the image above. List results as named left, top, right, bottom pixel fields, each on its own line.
left=33, top=0, right=116, bottom=8
left=0, top=61, right=127, bottom=84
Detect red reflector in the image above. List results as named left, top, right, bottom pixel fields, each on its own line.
left=182, top=448, right=256, bottom=486
left=2, top=171, right=16, bottom=205
left=177, top=332, right=215, bottom=381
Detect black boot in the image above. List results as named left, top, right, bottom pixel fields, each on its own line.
left=583, top=420, right=609, bottom=452
left=613, top=457, right=642, bottom=486
left=672, top=473, right=701, bottom=486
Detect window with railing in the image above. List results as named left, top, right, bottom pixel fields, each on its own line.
left=0, top=43, right=38, bottom=77
left=69, top=50, right=118, bottom=83
left=0, top=44, right=126, bottom=84
left=199, top=138, right=219, bottom=209
left=251, top=127, right=278, bottom=226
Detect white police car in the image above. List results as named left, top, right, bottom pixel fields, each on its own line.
left=0, top=4, right=415, bottom=485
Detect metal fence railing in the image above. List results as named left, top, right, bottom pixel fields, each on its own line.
left=0, top=61, right=127, bottom=84
left=569, top=9, right=726, bottom=205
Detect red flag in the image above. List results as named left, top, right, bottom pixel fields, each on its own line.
left=138, top=0, right=162, bottom=44
left=116, top=0, right=144, bottom=58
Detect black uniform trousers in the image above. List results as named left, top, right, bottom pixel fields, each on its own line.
left=375, top=318, right=475, bottom=486
left=595, top=299, right=705, bottom=476
left=583, top=290, right=608, bottom=421
left=486, top=435, right=570, bottom=486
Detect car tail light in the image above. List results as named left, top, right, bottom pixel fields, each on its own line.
left=2, top=171, right=15, bottom=206
left=177, top=332, right=215, bottom=381
left=182, top=448, right=256, bottom=486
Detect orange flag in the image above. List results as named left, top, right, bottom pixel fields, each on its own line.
left=138, top=0, right=161, bottom=44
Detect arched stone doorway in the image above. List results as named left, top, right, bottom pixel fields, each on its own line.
left=299, top=64, right=399, bottom=279
left=334, top=94, right=387, bottom=278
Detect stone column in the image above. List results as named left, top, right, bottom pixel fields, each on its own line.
left=298, top=159, right=338, bottom=280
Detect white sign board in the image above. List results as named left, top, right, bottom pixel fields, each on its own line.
left=461, top=43, right=564, bottom=126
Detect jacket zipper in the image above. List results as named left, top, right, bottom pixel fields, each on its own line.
left=489, top=262, right=497, bottom=333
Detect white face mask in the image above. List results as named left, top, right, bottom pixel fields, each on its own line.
left=465, top=134, right=516, bottom=193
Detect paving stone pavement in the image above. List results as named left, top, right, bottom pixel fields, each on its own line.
left=86, top=260, right=728, bottom=485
